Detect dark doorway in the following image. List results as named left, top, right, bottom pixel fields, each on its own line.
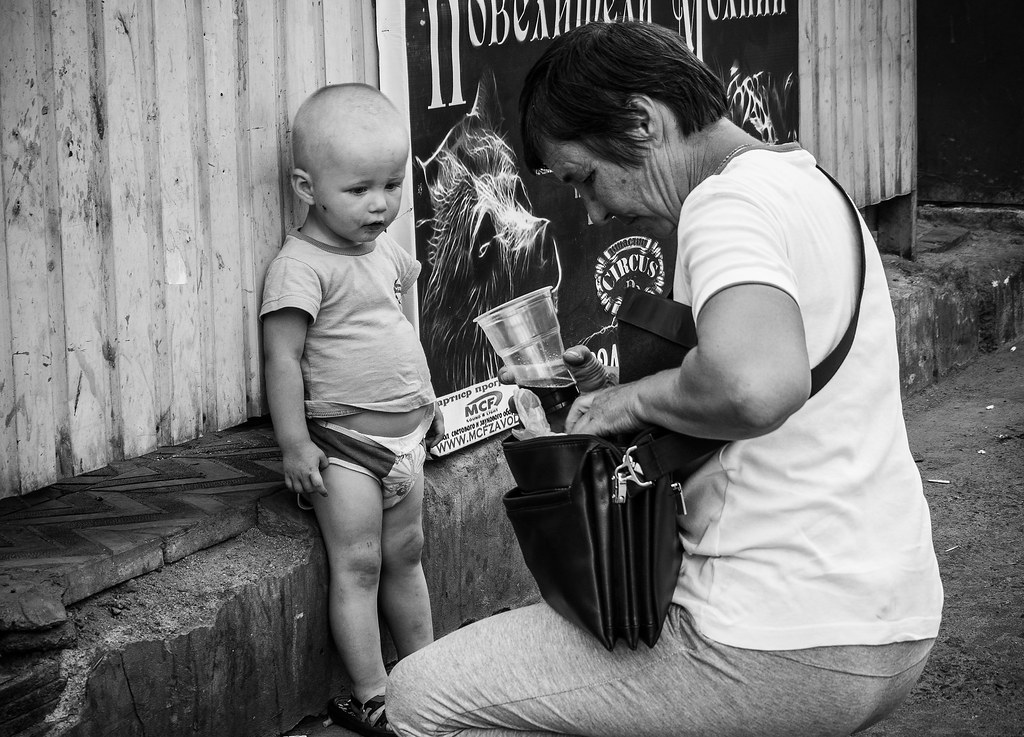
left=917, top=3, right=1024, bottom=206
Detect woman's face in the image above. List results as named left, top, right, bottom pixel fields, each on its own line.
left=539, top=139, right=678, bottom=239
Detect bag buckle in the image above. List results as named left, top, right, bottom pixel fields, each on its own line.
left=612, top=469, right=630, bottom=504
left=613, top=445, right=653, bottom=503
left=670, top=481, right=687, bottom=515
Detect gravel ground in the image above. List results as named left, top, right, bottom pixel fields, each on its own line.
left=862, top=339, right=1024, bottom=737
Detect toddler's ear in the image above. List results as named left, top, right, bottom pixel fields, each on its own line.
left=290, top=168, right=315, bottom=205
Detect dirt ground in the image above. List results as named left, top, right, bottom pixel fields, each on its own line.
left=860, top=338, right=1024, bottom=737
left=285, top=338, right=1024, bottom=737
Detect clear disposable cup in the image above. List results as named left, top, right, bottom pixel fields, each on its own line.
left=473, top=287, right=575, bottom=389
left=474, top=287, right=579, bottom=431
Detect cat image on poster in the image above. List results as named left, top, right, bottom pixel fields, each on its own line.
left=724, top=62, right=797, bottom=144
left=416, top=73, right=561, bottom=395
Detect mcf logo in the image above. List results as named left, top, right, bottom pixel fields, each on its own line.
left=465, top=390, right=503, bottom=419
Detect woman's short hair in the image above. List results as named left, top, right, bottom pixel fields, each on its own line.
left=519, top=21, right=727, bottom=172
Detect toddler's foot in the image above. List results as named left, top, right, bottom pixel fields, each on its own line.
left=327, top=693, right=392, bottom=736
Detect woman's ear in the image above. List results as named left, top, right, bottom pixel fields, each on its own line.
left=626, top=95, right=663, bottom=143
left=291, top=168, right=315, bottom=205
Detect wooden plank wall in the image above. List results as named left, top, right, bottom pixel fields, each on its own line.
left=798, top=0, right=916, bottom=208
left=0, top=0, right=377, bottom=497
left=0, top=0, right=915, bottom=498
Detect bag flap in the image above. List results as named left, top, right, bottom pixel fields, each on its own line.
left=502, top=435, right=603, bottom=491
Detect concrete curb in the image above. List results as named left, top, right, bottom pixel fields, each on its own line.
left=891, top=207, right=1024, bottom=394
left=9, top=494, right=346, bottom=737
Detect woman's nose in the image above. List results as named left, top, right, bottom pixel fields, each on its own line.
left=581, top=192, right=611, bottom=226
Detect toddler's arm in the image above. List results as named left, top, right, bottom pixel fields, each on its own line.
left=425, top=402, right=445, bottom=450
left=263, top=308, right=328, bottom=497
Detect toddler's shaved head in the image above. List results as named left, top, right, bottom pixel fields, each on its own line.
left=292, top=84, right=405, bottom=173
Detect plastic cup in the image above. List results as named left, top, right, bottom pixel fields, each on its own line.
left=474, top=287, right=579, bottom=431
left=474, top=287, right=575, bottom=389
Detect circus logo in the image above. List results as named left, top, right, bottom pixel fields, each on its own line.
left=594, top=236, right=666, bottom=315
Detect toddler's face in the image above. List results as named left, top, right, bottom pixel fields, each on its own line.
left=310, top=127, right=408, bottom=248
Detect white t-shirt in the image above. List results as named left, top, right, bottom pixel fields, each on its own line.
left=671, top=147, right=943, bottom=649
left=259, top=230, right=435, bottom=417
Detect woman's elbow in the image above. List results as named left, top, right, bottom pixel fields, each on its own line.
left=723, top=370, right=809, bottom=437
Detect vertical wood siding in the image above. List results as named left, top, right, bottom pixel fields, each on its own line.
left=0, top=0, right=376, bottom=497
left=799, top=0, right=917, bottom=207
left=0, top=0, right=913, bottom=497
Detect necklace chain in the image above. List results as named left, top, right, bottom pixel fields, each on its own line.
left=716, top=143, right=754, bottom=174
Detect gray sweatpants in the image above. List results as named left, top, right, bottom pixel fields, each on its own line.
left=387, top=603, right=933, bottom=737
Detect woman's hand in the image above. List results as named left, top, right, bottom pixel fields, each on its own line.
left=496, top=345, right=617, bottom=391
left=563, top=345, right=618, bottom=391
left=564, top=383, right=645, bottom=436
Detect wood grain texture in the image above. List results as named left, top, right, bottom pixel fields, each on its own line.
left=1, top=0, right=60, bottom=491
left=798, top=0, right=916, bottom=206
left=99, top=0, right=160, bottom=462
left=0, top=0, right=377, bottom=497
left=200, top=0, right=247, bottom=430
left=0, top=1, right=914, bottom=496
left=51, top=0, right=113, bottom=475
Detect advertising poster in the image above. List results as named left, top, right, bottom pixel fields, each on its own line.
left=701, top=1, right=800, bottom=144
left=380, top=1, right=797, bottom=455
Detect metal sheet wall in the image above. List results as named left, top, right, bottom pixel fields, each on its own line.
left=798, top=0, right=916, bottom=207
left=0, top=0, right=377, bottom=497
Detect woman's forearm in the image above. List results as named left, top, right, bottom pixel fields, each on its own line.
left=635, top=346, right=808, bottom=440
left=567, top=284, right=811, bottom=439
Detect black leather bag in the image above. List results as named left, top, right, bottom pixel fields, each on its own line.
left=501, top=165, right=866, bottom=650
left=501, top=428, right=721, bottom=650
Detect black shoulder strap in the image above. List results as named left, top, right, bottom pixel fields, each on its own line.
left=622, top=165, right=868, bottom=479
left=617, top=164, right=865, bottom=397
left=808, top=165, right=866, bottom=396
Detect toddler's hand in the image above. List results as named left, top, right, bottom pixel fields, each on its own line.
left=282, top=441, right=328, bottom=498
left=425, top=405, right=446, bottom=450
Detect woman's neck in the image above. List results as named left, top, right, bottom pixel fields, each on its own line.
left=688, top=118, right=767, bottom=183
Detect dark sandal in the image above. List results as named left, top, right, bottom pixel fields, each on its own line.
left=327, top=694, right=392, bottom=736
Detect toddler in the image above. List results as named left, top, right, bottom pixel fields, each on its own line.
left=261, top=83, right=442, bottom=736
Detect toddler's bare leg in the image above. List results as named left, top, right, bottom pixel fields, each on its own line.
left=380, top=473, right=434, bottom=658
left=311, top=465, right=388, bottom=701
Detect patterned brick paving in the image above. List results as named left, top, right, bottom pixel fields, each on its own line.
left=0, top=421, right=284, bottom=633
